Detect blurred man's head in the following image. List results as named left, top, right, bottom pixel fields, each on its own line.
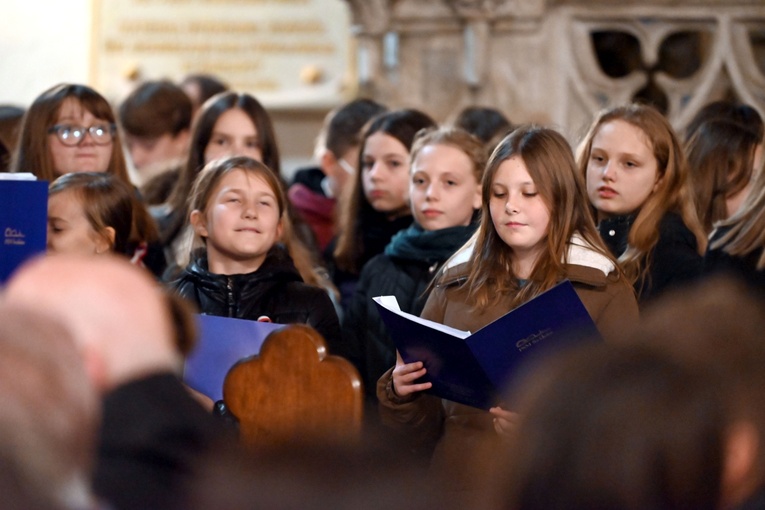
left=4, top=254, right=180, bottom=391
left=0, top=302, right=99, bottom=509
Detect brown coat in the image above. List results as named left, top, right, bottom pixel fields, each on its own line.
left=377, top=259, right=638, bottom=494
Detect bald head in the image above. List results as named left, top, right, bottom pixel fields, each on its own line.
left=4, top=254, right=180, bottom=391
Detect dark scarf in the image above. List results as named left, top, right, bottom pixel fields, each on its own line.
left=384, top=222, right=476, bottom=264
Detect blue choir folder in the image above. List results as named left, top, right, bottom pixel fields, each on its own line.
left=184, top=315, right=285, bottom=401
left=373, top=280, right=601, bottom=410
left=0, top=179, right=48, bottom=284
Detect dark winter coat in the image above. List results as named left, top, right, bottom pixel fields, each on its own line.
left=170, top=245, right=341, bottom=351
left=598, top=212, right=703, bottom=303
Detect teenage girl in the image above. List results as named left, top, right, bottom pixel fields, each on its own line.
left=685, top=118, right=763, bottom=233
left=342, top=126, right=485, bottom=401
left=169, top=156, right=341, bottom=348
left=158, top=92, right=329, bottom=298
left=577, top=103, right=707, bottom=303
left=13, top=83, right=164, bottom=274
left=377, top=125, right=638, bottom=493
left=331, top=109, right=437, bottom=311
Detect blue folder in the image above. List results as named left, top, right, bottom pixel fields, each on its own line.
left=373, top=280, right=601, bottom=410
left=0, top=180, right=48, bottom=284
left=184, top=315, right=285, bottom=401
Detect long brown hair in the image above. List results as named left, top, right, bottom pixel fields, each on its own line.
left=12, top=83, right=129, bottom=183
left=576, top=103, right=706, bottom=286
left=164, top=91, right=281, bottom=246
left=334, top=109, right=436, bottom=273
left=14, top=83, right=156, bottom=246
left=685, top=118, right=761, bottom=233
left=711, top=155, right=765, bottom=270
left=462, top=125, right=613, bottom=309
left=49, top=172, right=135, bottom=255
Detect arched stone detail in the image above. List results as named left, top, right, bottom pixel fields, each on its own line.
left=342, top=0, right=765, bottom=138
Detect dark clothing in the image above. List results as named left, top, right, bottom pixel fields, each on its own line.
left=328, top=214, right=413, bottom=314
left=705, top=226, right=765, bottom=296
left=341, top=223, right=476, bottom=401
left=170, top=245, right=342, bottom=351
left=93, top=372, right=226, bottom=510
left=288, top=167, right=336, bottom=252
left=734, top=486, right=765, bottom=510
left=598, top=212, right=703, bottom=303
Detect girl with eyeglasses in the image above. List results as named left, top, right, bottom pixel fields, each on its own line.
left=12, top=83, right=164, bottom=275
left=12, top=83, right=127, bottom=181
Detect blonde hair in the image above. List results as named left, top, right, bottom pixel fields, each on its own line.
left=409, top=126, right=487, bottom=183
left=576, top=103, right=706, bottom=288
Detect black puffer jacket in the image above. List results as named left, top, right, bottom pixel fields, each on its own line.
left=341, top=223, right=476, bottom=401
left=170, top=245, right=342, bottom=351
left=342, top=254, right=438, bottom=400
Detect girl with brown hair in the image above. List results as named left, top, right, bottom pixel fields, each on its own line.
left=577, top=103, right=707, bottom=303
left=377, top=125, right=637, bottom=494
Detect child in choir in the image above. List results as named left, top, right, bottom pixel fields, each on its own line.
left=158, top=91, right=327, bottom=299
left=342, top=127, right=485, bottom=402
left=13, top=83, right=164, bottom=274
left=169, top=156, right=341, bottom=348
left=331, top=109, right=437, bottom=311
left=377, top=126, right=638, bottom=495
left=685, top=118, right=763, bottom=233
left=576, top=103, right=706, bottom=303
left=159, top=91, right=282, bottom=263
left=706, top=155, right=765, bottom=295
left=13, top=83, right=128, bottom=181
left=47, top=172, right=135, bottom=258
left=288, top=98, right=387, bottom=253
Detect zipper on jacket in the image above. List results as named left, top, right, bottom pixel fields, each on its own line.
left=226, top=277, right=235, bottom=317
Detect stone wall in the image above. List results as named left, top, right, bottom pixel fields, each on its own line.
left=344, top=0, right=765, bottom=141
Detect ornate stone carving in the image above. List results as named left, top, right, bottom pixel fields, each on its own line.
left=343, top=0, right=765, bottom=138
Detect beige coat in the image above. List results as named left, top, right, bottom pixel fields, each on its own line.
left=377, top=245, right=639, bottom=494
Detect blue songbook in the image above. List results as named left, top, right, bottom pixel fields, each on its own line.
left=0, top=179, right=48, bottom=284
left=373, top=280, right=601, bottom=410
left=184, top=315, right=285, bottom=401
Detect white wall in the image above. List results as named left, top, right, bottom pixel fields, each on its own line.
left=1, top=0, right=92, bottom=106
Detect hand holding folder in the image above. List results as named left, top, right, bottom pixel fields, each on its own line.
left=374, top=280, right=601, bottom=410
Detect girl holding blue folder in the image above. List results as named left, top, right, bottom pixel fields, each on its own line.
left=377, top=126, right=639, bottom=495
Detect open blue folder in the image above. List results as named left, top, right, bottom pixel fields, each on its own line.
left=373, top=280, right=601, bottom=410
left=184, top=315, right=284, bottom=401
left=0, top=179, right=48, bottom=283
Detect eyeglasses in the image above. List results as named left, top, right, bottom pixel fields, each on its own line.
left=47, top=123, right=116, bottom=147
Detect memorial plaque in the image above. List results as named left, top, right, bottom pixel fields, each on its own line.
left=92, top=0, right=352, bottom=107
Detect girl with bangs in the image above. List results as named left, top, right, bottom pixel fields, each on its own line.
left=377, top=126, right=638, bottom=495
left=157, top=91, right=333, bottom=303
left=12, top=83, right=163, bottom=275
left=169, top=156, right=340, bottom=347
left=342, top=126, right=485, bottom=405
left=577, top=103, right=707, bottom=303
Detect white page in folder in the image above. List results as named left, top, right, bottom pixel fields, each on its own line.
left=373, top=295, right=471, bottom=339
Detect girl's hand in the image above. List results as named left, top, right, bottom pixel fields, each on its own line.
left=391, top=350, right=432, bottom=397
left=489, top=406, right=519, bottom=436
